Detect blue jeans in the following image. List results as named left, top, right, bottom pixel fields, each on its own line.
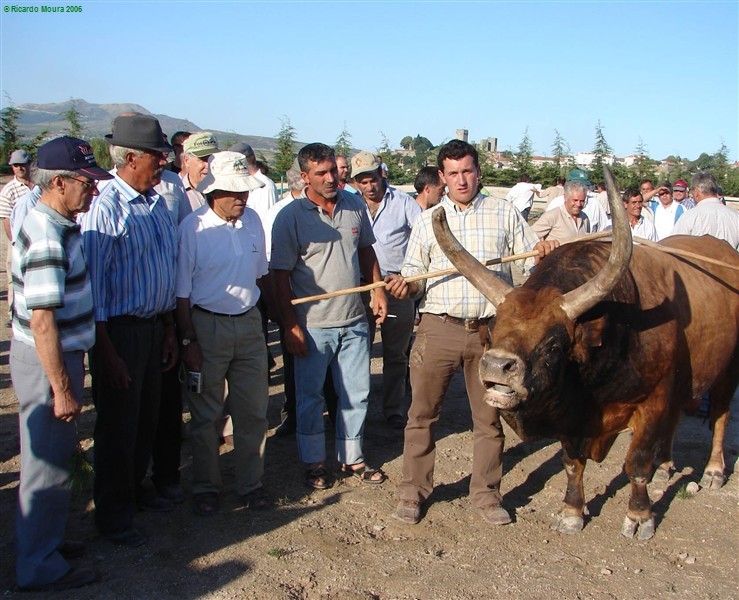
left=295, top=320, right=370, bottom=465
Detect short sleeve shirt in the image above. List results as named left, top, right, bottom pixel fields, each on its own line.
left=271, top=190, right=375, bottom=328
left=12, top=202, right=95, bottom=351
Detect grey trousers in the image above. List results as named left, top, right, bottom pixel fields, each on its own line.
left=11, top=340, right=84, bottom=588
left=184, top=307, right=269, bottom=496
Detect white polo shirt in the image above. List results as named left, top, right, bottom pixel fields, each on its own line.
left=176, top=203, right=268, bottom=314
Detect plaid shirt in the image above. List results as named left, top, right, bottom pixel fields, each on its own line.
left=401, top=194, right=539, bottom=319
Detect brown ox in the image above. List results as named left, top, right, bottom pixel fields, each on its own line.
left=432, top=168, right=738, bottom=540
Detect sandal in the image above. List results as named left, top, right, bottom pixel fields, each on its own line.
left=193, top=492, right=219, bottom=517
left=242, top=487, right=273, bottom=510
left=305, top=467, right=332, bottom=490
left=341, top=463, right=387, bottom=485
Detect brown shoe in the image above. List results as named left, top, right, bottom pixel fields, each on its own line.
left=395, top=499, right=421, bottom=524
left=476, top=504, right=512, bottom=526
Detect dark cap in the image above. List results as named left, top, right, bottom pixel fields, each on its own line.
left=105, top=113, right=173, bottom=153
left=37, top=136, right=113, bottom=180
left=229, top=142, right=255, bottom=158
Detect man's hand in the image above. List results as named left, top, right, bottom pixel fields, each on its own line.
left=533, top=240, right=559, bottom=265
left=371, top=287, right=388, bottom=325
left=161, top=325, right=179, bottom=371
left=53, top=391, right=82, bottom=422
left=102, top=348, right=131, bottom=389
left=285, top=323, right=307, bottom=357
left=384, top=274, right=415, bottom=300
left=181, top=341, right=202, bottom=372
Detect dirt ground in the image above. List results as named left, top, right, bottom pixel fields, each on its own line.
left=0, top=259, right=738, bottom=600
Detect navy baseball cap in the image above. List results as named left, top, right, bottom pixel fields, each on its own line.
left=37, top=136, right=113, bottom=180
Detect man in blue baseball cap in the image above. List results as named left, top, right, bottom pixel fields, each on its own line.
left=12, top=136, right=111, bottom=591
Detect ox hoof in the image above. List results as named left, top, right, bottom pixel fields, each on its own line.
left=699, top=471, right=725, bottom=490
left=550, top=513, right=583, bottom=535
left=621, top=515, right=655, bottom=541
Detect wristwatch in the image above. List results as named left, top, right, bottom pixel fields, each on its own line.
left=181, top=337, right=196, bottom=347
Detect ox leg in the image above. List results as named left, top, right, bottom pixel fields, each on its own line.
left=700, top=368, right=737, bottom=490
left=551, top=446, right=586, bottom=534
left=621, top=423, right=659, bottom=541
left=652, top=408, right=681, bottom=485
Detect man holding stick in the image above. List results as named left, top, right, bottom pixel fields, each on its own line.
left=385, top=140, right=556, bottom=526
left=271, top=143, right=388, bottom=490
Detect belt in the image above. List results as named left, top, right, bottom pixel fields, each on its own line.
left=193, top=304, right=251, bottom=318
left=434, top=313, right=489, bottom=332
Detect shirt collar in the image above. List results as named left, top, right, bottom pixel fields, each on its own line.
left=34, top=199, right=79, bottom=229
left=113, top=174, right=160, bottom=205
left=202, top=206, right=244, bottom=229
left=441, top=192, right=484, bottom=213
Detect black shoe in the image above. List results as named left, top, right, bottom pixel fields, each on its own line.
left=156, top=483, right=186, bottom=504
left=274, top=419, right=295, bottom=437
left=137, top=495, right=174, bottom=512
left=104, top=527, right=146, bottom=547
left=21, top=566, right=99, bottom=591
left=58, top=539, right=85, bottom=559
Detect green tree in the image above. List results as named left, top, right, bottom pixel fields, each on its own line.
left=0, top=103, right=21, bottom=164
left=1, top=99, right=46, bottom=164
left=590, top=120, right=613, bottom=178
left=376, top=132, right=401, bottom=181
left=412, top=135, right=434, bottom=168
left=334, top=123, right=352, bottom=158
left=632, top=137, right=656, bottom=183
left=273, top=116, right=297, bottom=176
left=512, top=127, right=533, bottom=174
left=551, top=129, right=569, bottom=173
left=90, top=137, right=112, bottom=170
left=399, top=135, right=413, bottom=150
left=62, top=101, right=85, bottom=138
left=713, top=140, right=730, bottom=186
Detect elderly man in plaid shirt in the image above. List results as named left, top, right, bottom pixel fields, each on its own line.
left=385, top=140, right=556, bottom=527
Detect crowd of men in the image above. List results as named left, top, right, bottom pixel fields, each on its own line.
left=2, top=112, right=738, bottom=590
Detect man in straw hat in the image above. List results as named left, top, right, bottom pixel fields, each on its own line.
left=175, top=151, right=272, bottom=516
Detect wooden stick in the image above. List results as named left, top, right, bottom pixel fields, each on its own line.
left=291, top=231, right=613, bottom=305
left=632, top=236, right=739, bottom=272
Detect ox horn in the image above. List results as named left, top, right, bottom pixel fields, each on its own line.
left=559, top=166, right=633, bottom=320
left=431, top=206, right=513, bottom=307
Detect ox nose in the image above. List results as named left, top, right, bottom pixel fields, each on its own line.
left=481, top=353, right=520, bottom=378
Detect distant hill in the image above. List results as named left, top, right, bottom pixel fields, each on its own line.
left=14, top=99, right=296, bottom=158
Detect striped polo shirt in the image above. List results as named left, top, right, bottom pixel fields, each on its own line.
left=12, top=202, right=95, bottom=352
left=81, top=174, right=177, bottom=321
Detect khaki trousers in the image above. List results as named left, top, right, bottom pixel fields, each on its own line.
left=185, top=307, right=268, bottom=496
left=398, top=313, right=505, bottom=508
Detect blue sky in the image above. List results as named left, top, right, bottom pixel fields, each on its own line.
left=1, top=0, right=737, bottom=161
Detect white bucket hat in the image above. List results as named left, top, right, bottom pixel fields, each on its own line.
left=197, top=151, right=265, bottom=194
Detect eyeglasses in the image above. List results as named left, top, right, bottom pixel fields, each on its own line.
left=65, top=176, right=98, bottom=191
left=658, top=191, right=671, bottom=196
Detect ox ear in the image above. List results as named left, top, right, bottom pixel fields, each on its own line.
left=573, top=316, right=607, bottom=360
